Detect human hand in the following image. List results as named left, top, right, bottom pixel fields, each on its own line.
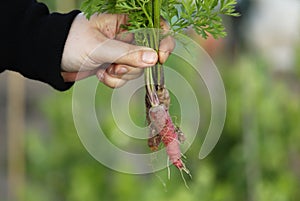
left=61, top=13, right=175, bottom=88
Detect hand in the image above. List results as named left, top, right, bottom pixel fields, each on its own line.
left=61, top=13, right=175, bottom=88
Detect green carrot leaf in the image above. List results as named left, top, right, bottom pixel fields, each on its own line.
left=81, top=0, right=239, bottom=39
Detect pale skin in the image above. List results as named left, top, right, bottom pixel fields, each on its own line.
left=61, top=13, right=175, bottom=88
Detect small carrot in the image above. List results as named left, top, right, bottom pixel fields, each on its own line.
left=147, top=86, right=169, bottom=151
left=145, top=85, right=191, bottom=187
left=146, top=91, right=163, bottom=151
left=148, top=104, right=190, bottom=175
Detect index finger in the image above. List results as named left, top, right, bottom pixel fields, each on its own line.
left=90, top=38, right=159, bottom=68
left=159, top=35, right=175, bottom=64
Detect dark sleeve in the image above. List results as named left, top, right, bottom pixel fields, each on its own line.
left=0, top=0, right=81, bottom=91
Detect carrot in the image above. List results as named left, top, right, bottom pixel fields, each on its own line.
left=145, top=85, right=191, bottom=186
left=145, top=89, right=162, bottom=151
left=148, top=104, right=190, bottom=175
left=147, top=86, right=169, bottom=151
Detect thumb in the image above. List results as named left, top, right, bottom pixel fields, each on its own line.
left=90, top=39, right=158, bottom=68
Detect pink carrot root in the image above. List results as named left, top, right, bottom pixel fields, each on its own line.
left=148, top=104, right=189, bottom=173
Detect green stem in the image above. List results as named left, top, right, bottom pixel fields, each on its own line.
left=137, top=0, right=153, bottom=28
left=144, top=0, right=163, bottom=106
left=153, top=0, right=161, bottom=29
left=152, top=0, right=161, bottom=52
left=153, top=0, right=163, bottom=87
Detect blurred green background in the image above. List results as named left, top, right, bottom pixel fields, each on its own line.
left=1, top=0, right=300, bottom=201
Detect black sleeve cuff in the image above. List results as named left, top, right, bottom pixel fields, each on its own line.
left=15, top=3, right=81, bottom=91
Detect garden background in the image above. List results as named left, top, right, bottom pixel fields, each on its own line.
left=1, top=0, right=300, bottom=201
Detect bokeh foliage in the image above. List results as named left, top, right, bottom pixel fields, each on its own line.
left=24, top=52, right=300, bottom=201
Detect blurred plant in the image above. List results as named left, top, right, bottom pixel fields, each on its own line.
left=24, top=53, right=300, bottom=201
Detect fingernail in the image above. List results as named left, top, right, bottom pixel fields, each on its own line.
left=142, top=51, right=157, bottom=64
left=116, top=67, right=128, bottom=75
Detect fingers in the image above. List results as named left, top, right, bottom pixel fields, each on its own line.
left=88, top=14, right=174, bottom=69
left=97, top=68, right=127, bottom=88
left=62, top=12, right=175, bottom=87
left=96, top=64, right=144, bottom=88
left=90, top=39, right=159, bottom=68
left=61, top=65, right=142, bottom=88
left=62, top=62, right=143, bottom=87
left=159, top=35, right=175, bottom=64
left=92, top=35, right=173, bottom=68
left=106, top=64, right=144, bottom=80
